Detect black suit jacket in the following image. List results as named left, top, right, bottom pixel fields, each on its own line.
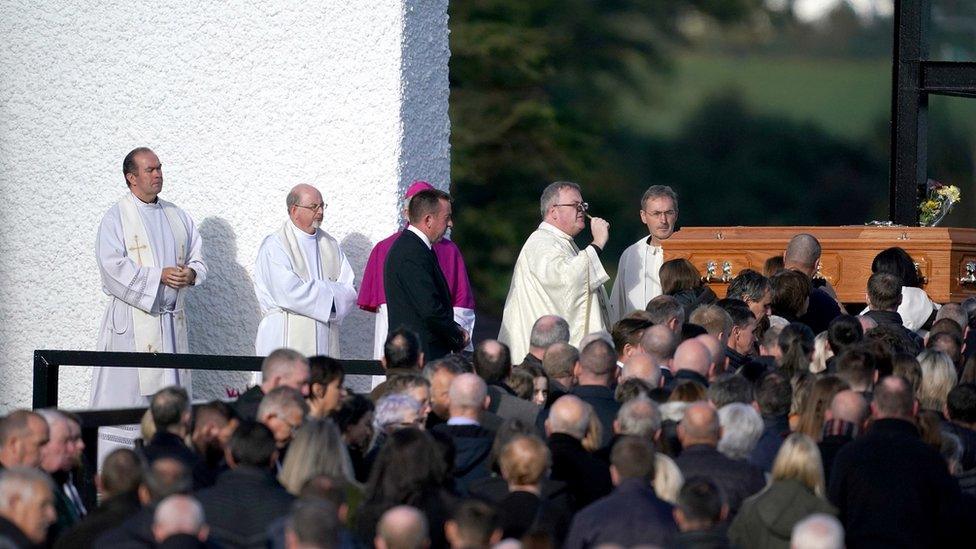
left=384, top=229, right=464, bottom=360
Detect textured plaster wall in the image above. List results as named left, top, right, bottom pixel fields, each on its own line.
left=0, top=1, right=450, bottom=410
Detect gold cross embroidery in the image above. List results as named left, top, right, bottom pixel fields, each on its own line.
left=128, top=235, right=149, bottom=265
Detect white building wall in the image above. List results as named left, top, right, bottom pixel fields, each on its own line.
left=0, top=1, right=450, bottom=410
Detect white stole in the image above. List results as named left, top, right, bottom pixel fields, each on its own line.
left=117, top=194, right=189, bottom=394
left=275, top=221, right=342, bottom=357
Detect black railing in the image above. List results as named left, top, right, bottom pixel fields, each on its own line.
left=32, top=349, right=385, bottom=468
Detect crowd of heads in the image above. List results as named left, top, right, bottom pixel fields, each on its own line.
left=7, top=234, right=976, bottom=547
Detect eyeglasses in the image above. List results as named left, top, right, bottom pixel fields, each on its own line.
left=295, top=203, right=326, bottom=212
left=553, top=202, right=589, bottom=213
left=643, top=209, right=677, bottom=219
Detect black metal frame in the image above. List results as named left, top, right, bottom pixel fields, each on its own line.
left=890, top=0, right=976, bottom=224
left=32, top=349, right=384, bottom=469
left=32, top=349, right=383, bottom=409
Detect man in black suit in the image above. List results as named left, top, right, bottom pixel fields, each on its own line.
left=195, top=421, right=294, bottom=548
left=829, top=376, right=969, bottom=548
left=385, top=189, right=467, bottom=361
left=674, top=402, right=765, bottom=519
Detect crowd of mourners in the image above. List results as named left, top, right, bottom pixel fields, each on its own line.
left=2, top=245, right=976, bottom=549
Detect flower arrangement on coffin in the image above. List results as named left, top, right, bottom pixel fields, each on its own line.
left=918, top=180, right=961, bottom=227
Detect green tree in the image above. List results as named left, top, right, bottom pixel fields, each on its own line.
left=449, top=0, right=763, bottom=314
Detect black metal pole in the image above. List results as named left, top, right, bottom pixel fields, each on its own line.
left=889, top=0, right=930, bottom=225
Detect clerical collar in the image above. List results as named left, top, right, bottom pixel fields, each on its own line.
left=407, top=225, right=432, bottom=249
left=289, top=220, right=318, bottom=240
left=539, top=222, right=573, bottom=240
left=129, top=191, right=159, bottom=206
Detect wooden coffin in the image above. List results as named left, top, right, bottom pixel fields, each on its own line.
left=661, top=226, right=976, bottom=304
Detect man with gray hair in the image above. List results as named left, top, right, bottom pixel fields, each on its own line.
left=0, top=467, right=57, bottom=547
left=374, top=394, right=424, bottom=436
left=500, top=181, right=612, bottom=361
left=717, top=403, right=764, bottom=461
left=431, top=374, right=494, bottom=492
left=518, top=315, right=571, bottom=370
left=257, top=386, right=309, bottom=453
left=374, top=506, right=428, bottom=549
left=543, top=342, right=579, bottom=404
left=37, top=409, right=87, bottom=537
left=254, top=183, right=357, bottom=358
left=151, top=494, right=208, bottom=545
left=235, top=348, right=310, bottom=421
left=614, top=396, right=662, bottom=441
left=546, top=396, right=612, bottom=510
left=645, top=295, right=685, bottom=334
left=610, top=185, right=679, bottom=323
left=790, top=513, right=844, bottom=549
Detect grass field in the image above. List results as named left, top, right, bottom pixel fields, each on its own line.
left=631, top=52, right=976, bottom=142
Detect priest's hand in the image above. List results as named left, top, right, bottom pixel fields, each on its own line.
left=460, top=328, right=470, bottom=348
left=161, top=266, right=195, bottom=288
left=590, top=217, right=610, bottom=249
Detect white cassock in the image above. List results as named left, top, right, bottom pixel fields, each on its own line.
left=91, top=192, right=207, bottom=409
left=609, top=236, right=663, bottom=323
left=254, top=221, right=357, bottom=365
left=92, top=192, right=206, bottom=467
left=498, top=222, right=611, bottom=360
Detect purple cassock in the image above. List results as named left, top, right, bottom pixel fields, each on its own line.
left=357, top=181, right=476, bottom=358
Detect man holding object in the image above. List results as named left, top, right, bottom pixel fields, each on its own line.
left=499, top=182, right=611, bottom=360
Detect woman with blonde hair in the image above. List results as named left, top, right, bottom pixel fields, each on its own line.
left=729, top=433, right=836, bottom=548
left=810, top=332, right=832, bottom=374
left=917, top=349, right=958, bottom=413
left=279, top=418, right=359, bottom=495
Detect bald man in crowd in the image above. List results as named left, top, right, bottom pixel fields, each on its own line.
left=675, top=402, right=764, bottom=518
left=669, top=339, right=713, bottom=389
left=620, top=354, right=661, bottom=388
left=783, top=234, right=841, bottom=333
left=696, top=334, right=726, bottom=382
left=819, top=390, right=868, bottom=485
left=546, top=396, right=613, bottom=510
left=152, top=495, right=209, bottom=546
left=475, top=340, right=538, bottom=427
left=640, top=324, right=678, bottom=386
left=431, top=373, right=494, bottom=493
left=829, top=376, right=970, bottom=547
left=572, top=339, right=620, bottom=448
left=375, top=506, right=429, bottom=549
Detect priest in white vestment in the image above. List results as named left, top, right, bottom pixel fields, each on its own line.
left=609, top=185, right=680, bottom=323
left=253, top=184, right=357, bottom=364
left=92, top=148, right=207, bottom=410
left=499, top=182, right=612, bottom=360
left=92, top=147, right=206, bottom=467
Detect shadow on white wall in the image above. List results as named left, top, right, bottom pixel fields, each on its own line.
left=185, top=216, right=260, bottom=399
